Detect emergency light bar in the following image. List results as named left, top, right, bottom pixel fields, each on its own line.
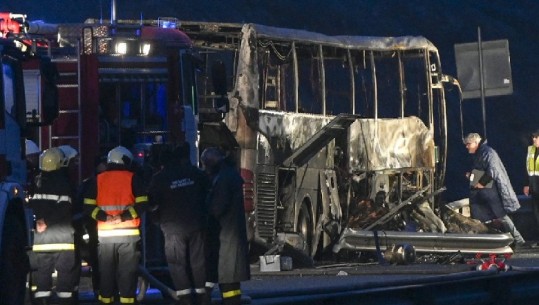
left=158, top=17, right=179, bottom=29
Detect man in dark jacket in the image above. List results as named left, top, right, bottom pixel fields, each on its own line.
left=28, top=147, right=78, bottom=305
left=201, top=147, right=250, bottom=305
left=148, top=143, right=210, bottom=305
left=464, top=133, right=526, bottom=248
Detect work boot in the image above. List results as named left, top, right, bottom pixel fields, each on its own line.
left=33, top=297, right=50, bottom=305
left=194, top=292, right=211, bottom=305
left=58, top=297, right=74, bottom=305
left=222, top=295, right=241, bottom=305
left=72, top=291, right=80, bottom=305
left=175, top=294, right=193, bottom=305
left=205, top=282, right=215, bottom=297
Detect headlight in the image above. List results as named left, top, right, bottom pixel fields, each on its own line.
left=115, top=41, right=128, bottom=55
left=140, top=43, right=151, bottom=56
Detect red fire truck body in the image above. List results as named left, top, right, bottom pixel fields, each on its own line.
left=21, top=18, right=201, bottom=183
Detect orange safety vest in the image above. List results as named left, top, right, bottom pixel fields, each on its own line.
left=95, top=171, right=141, bottom=237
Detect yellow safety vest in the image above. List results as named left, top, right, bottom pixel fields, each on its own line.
left=527, top=146, right=539, bottom=176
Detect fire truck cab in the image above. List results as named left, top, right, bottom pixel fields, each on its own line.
left=0, top=12, right=59, bottom=304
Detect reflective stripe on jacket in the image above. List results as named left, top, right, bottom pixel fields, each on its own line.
left=33, top=243, right=75, bottom=251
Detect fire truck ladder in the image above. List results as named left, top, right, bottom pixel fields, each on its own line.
left=49, top=57, right=82, bottom=182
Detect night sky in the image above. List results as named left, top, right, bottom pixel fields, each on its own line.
left=3, top=0, right=539, bottom=201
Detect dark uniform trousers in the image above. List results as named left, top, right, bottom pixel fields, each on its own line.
left=34, top=250, right=77, bottom=301
left=164, top=230, right=206, bottom=295
left=98, top=242, right=140, bottom=303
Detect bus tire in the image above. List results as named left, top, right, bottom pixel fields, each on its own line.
left=297, top=202, right=314, bottom=256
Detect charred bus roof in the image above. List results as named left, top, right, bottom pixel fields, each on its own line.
left=179, top=21, right=439, bottom=53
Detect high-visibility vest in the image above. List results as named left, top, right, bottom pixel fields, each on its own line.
left=95, top=171, right=141, bottom=237
left=527, top=146, right=539, bottom=176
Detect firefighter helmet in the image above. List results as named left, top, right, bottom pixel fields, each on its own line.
left=107, top=146, right=133, bottom=165
left=39, top=147, right=65, bottom=172
left=58, top=145, right=78, bottom=167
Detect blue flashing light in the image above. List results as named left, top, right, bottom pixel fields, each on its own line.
left=160, top=20, right=176, bottom=29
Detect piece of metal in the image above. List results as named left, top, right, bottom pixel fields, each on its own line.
left=333, top=229, right=514, bottom=254
left=363, top=186, right=443, bottom=230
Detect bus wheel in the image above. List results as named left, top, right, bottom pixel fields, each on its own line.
left=297, top=202, right=314, bottom=256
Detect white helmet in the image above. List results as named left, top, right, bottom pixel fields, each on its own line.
left=107, top=146, right=133, bottom=165
left=39, top=147, right=65, bottom=172
left=25, top=139, right=40, bottom=156
left=58, top=145, right=78, bottom=167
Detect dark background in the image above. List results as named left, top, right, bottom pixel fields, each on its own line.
left=3, top=0, right=538, bottom=202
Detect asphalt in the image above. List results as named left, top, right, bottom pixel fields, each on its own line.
left=64, top=246, right=539, bottom=304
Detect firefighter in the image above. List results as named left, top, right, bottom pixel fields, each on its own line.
left=148, top=143, right=210, bottom=305
left=27, top=147, right=78, bottom=305
left=201, top=147, right=250, bottom=305
left=83, top=146, right=148, bottom=305
left=58, top=145, right=84, bottom=302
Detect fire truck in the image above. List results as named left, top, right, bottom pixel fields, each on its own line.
left=21, top=17, right=203, bottom=182
left=1, top=9, right=213, bottom=301
left=0, top=12, right=60, bottom=304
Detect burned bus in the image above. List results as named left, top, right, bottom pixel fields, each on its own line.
left=182, top=22, right=514, bottom=257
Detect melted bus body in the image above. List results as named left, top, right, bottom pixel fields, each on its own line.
left=184, top=22, right=513, bottom=257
